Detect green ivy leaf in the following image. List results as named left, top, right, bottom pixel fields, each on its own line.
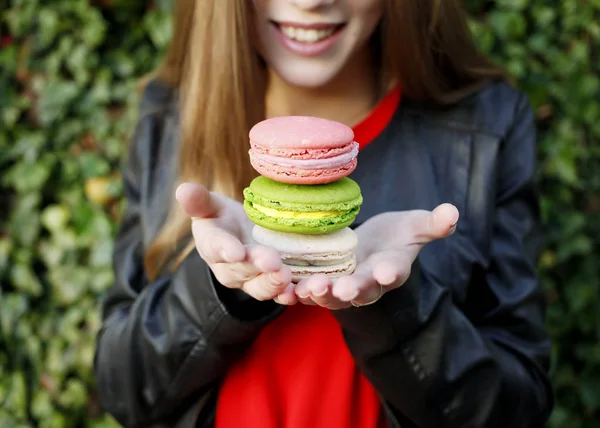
left=37, top=80, right=80, bottom=126
left=144, top=10, right=173, bottom=50
left=9, top=132, right=46, bottom=161
left=10, top=263, right=43, bottom=297
left=58, top=378, right=88, bottom=409
left=0, top=293, right=29, bottom=339
left=8, top=193, right=41, bottom=246
left=48, top=266, right=90, bottom=306
left=31, top=389, right=54, bottom=424
left=78, top=153, right=111, bottom=179
left=4, top=372, right=28, bottom=419
left=37, top=8, right=59, bottom=49
left=41, top=205, right=71, bottom=232
left=5, top=0, right=40, bottom=37
left=80, top=9, right=107, bottom=48
left=4, top=161, right=52, bottom=193
left=489, top=11, right=527, bottom=40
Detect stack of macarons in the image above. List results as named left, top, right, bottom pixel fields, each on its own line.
left=243, top=116, right=362, bottom=283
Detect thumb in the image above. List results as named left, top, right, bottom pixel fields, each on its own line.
left=176, top=182, right=222, bottom=219
left=410, top=203, right=459, bottom=245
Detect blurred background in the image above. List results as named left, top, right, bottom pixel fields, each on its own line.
left=0, top=0, right=599, bottom=427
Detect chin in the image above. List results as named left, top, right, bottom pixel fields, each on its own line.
left=272, top=64, right=342, bottom=89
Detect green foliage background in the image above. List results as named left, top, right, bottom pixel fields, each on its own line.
left=0, top=0, right=598, bottom=427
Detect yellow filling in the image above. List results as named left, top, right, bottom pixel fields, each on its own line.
left=252, top=203, right=343, bottom=220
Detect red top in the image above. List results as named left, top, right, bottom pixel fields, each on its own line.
left=215, top=86, right=402, bottom=428
left=354, top=86, right=401, bottom=152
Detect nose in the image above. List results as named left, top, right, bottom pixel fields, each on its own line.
left=289, top=0, right=336, bottom=10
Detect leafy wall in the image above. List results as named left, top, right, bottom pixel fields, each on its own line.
left=1, top=0, right=598, bottom=427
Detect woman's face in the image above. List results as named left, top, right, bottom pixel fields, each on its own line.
left=251, top=0, right=384, bottom=88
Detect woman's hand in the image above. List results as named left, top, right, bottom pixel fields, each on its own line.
left=176, top=183, right=292, bottom=301
left=276, top=204, right=459, bottom=309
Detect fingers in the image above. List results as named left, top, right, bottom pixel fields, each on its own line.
left=192, top=219, right=247, bottom=263
left=274, top=282, right=299, bottom=305
left=176, top=182, right=294, bottom=302
left=241, top=267, right=292, bottom=301
left=431, top=203, right=460, bottom=237
left=409, top=203, right=459, bottom=245
left=295, top=274, right=329, bottom=298
left=176, top=182, right=223, bottom=219
left=211, top=262, right=255, bottom=286
left=292, top=277, right=318, bottom=306
left=245, top=245, right=283, bottom=272
left=210, top=245, right=282, bottom=286
left=295, top=275, right=341, bottom=309
left=207, top=243, right=291, bottom=301
left=330, top=252, right=411, bottom=307
left=293, top=257, right=407, bottom=309
left=331, top=266, right=376, bottom=303
left=371, top=250, right=412, bottom=287
left=292, top=259, right=408, bottom=309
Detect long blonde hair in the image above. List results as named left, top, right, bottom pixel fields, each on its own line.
left=143, top=0, right=506, bottom=280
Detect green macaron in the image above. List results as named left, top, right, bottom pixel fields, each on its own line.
left=243, top=176, right=363, bottom=234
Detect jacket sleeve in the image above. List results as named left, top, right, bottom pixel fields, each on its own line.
left=93, top=85, right=283, bottom=428
left=332, top=93, right=553, bottom=428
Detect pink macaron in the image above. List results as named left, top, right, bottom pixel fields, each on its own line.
left=248, top=116, right=358, bottom=185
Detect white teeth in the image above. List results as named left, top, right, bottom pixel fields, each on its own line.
left=280, top=25, right=336, bottom=43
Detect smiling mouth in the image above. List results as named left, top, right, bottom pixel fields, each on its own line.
left=271, top=22, right=345, bottom=43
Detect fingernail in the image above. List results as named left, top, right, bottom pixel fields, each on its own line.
left=269, top=272, right=284, bottom=286
left=255, top=258, right=267, bottom=272
left=333, top=285, right=358, bottom=302
left=311, top=286, right=328, bottom=297
left=276, top=293, right=295, bottom=306
left=295, top=284, right=309, bottom=299
left=449, top=224, right=457, bottom=235
left=451, top=209, right=460, bottom=226
left=273, top=295, right=291, bottom=305
left=381, top=275, right=397, bottom=286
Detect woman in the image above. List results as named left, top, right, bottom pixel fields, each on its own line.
left=94, top=0, right=553, bottom=427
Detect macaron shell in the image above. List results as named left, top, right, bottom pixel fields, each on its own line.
left=251, top=225, right=358, bottom=282
left=252, top=225, right=358, bottom=254
left=288, top=256, right=357, bottom=283
left=243, top=176, right=362, bottom=233
left=249, top=116, right=354, bottom=150
left=250, top=158, right=357, bottom=185
left=244, top=200, right=358, bottom=234
left=244, top=176, right=362, bottom=209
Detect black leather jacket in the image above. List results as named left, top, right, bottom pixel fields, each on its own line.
left=94, top=79, right=554, bottom=428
